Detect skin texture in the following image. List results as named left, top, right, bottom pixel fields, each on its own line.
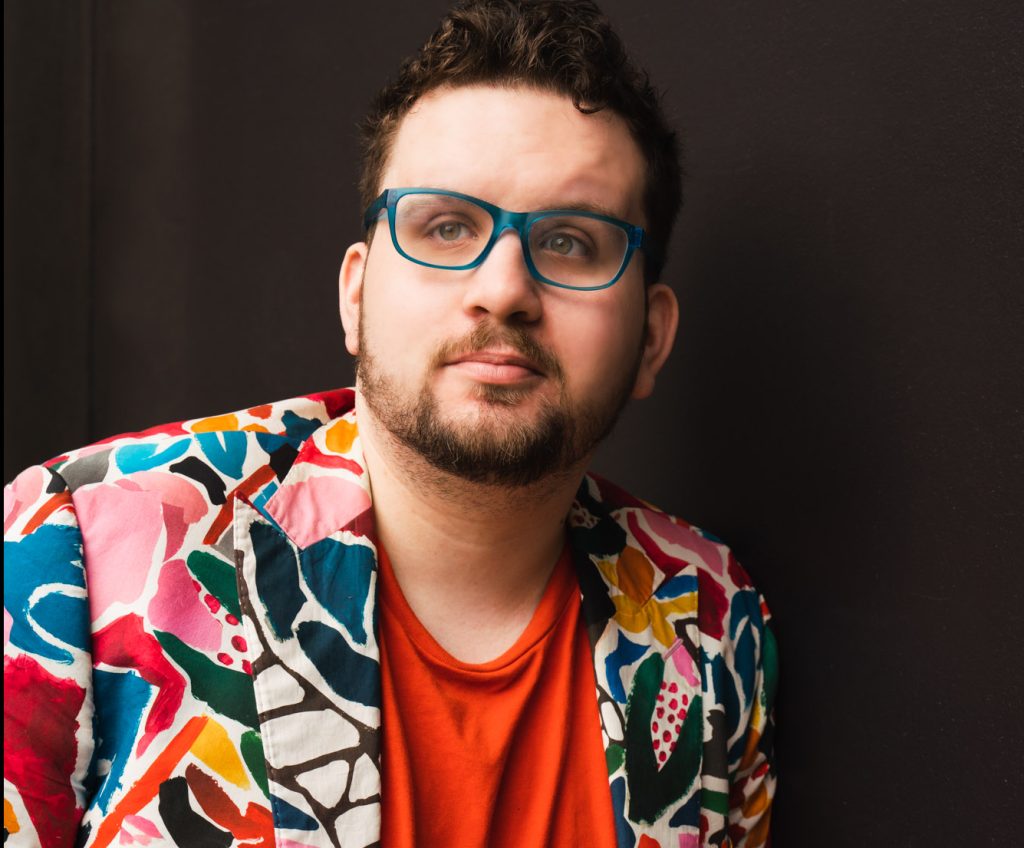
left=338, top=84, right=678, bottom=661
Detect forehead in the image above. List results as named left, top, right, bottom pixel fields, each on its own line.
left=381, top=84, right=647, bottom=221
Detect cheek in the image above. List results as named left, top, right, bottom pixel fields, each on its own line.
left=550, top=296, right=642, bottom=388
left=360, top=260, right=455, bottom=367
left=362, top=259, right=418, bottom=332
left=366, top=247, right=460, bottom=313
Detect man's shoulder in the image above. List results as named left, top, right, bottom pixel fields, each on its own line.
left=579, top=472, right=767, bottom=616
left=4, top=388, right=359, bottom=551
left=32, top=388, right=356, bottom=491
left=580, top=471, right=731, bottom=560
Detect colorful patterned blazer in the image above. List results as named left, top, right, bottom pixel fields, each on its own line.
left=4, top=388, right=777, bottom=847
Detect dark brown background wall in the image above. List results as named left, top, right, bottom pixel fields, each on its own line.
left=5, top=1, right=1023, bottom=842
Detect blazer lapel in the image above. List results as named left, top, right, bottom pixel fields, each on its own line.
left=233, top=407, right=383, bottom=848
left=570, top=475, right=704, bottom=848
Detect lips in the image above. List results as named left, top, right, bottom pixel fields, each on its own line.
left=442, top=348, right=547, bottom=386
left=432, top=322, right=562, bottom=385
left=446, top=349, right=544, bottom=374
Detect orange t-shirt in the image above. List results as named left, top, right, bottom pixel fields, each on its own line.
left=378, top=545, right=617, bottom=848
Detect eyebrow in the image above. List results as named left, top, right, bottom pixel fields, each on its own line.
left=405, top=186, right=631, bottom=221
left=543, top=199, right=629, bottom=220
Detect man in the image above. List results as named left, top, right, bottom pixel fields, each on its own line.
left=4, top=1, right=776, bottom=846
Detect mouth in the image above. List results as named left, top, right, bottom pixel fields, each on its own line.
left=445, top=349, right=545, bottom=384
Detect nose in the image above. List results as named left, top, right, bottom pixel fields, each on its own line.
left=461, top=228, right=543, bottom=324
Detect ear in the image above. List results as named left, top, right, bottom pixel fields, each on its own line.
left=632, top=283, right=679, bottom=399
left=339, top=241, right=368, bottom=356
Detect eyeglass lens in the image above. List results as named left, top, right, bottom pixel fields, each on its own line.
left=392, top=193, right=629, bottom=288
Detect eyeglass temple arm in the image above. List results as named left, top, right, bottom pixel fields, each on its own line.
left=634, top=228, right=665, bottom=279
left=362, top=192, right=389, bottom=230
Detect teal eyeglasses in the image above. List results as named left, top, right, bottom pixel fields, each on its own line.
left=363, top=187, right=649, bottom=291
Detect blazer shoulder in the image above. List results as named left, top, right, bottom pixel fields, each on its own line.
left=583, top=472, right=767, bottom=605
left=35, top=388, right=355, bottom=492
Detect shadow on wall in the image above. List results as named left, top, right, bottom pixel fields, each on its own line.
left=681, top=172, right=924, bottom=837
left=596, top=161, right=926, bottom=839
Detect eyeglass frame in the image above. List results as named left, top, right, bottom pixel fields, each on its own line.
left=362, top=187, right=651, bottom=291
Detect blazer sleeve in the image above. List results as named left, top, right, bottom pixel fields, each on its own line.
left=727, top=590, right=779, bottom=847
left=4, top=465, right=95, bottom=847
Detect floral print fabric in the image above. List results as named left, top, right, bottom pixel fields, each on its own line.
left=4, top=387, right=776, bottom=847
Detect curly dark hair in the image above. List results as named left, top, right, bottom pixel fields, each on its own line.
left=358, top=0, right=682, bottom=283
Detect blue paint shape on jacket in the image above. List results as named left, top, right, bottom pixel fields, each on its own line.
left=5, top=523, right=87, bottom=664
left=296, top=620, right=381, bottom=708
left=654, top=573, right=698, bottom=600
left=271, top=794, right=320, bottom=830
left=604, top=630, right=648, bottom=704
left=90, top=669, right=152, bottom=813
left=196, top=431, right=248, bottom=480
left=300, top=538, right=373, bottom=646
left=113, top=439, right=190, bottom=474
left=252, top=522, right=306, bottom=640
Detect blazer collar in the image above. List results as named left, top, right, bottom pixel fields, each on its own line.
left=251, top=391, right=710, bottom=612
left=258, top=401, right=373, bottom=550
left=569, top=475, right=706, bottom=633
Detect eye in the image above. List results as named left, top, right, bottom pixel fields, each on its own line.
left=432, top=220, right=473, bottom=242
left=540, top=232, right=589, bottom=257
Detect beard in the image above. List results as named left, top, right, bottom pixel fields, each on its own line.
left=356, top=318, right=642, bottom=488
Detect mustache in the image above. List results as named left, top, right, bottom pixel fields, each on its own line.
left=431, top=322, right=564, bottom=380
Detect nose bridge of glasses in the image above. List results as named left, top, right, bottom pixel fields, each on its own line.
left=484, top=208, right=534, bottom=261
left=490, top=207, right=531, bottom=238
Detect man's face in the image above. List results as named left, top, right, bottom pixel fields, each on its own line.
left=340, top=84, right=676, bottom=485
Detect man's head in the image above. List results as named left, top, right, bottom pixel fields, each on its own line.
left=340, top=1, right=680, bottom=487
left=359, top=0, right=681, bottom=285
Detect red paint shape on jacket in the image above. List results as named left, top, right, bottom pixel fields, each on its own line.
left=293, top=441, right=364, bottom=473
left=727, top=550, right=754, bottom=591
left=184, top=763, right=274, bottom=843
left=3, top=654, right=86, bottom=848
left=627, top=511, right=690, bottom=579
left=306, top=387, right=355, bottom=419
left=93, top=614, right=186, bottom=754
left=204, top=465, right=277, bottom=545
left=247, top=404, right=273, bottom=419
left=22, top=491, right=74, bottom=536
left=697, top=569, right=728, bottom=641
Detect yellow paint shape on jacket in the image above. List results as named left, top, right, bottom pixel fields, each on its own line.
left=191, top=718, right=251, bottom=789
left=326, top=418, right=358, bottom=454
left=192, top=413, right=240, bottom=432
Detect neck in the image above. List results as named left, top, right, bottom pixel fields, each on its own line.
left=355, top=392, right=585, bottom=662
